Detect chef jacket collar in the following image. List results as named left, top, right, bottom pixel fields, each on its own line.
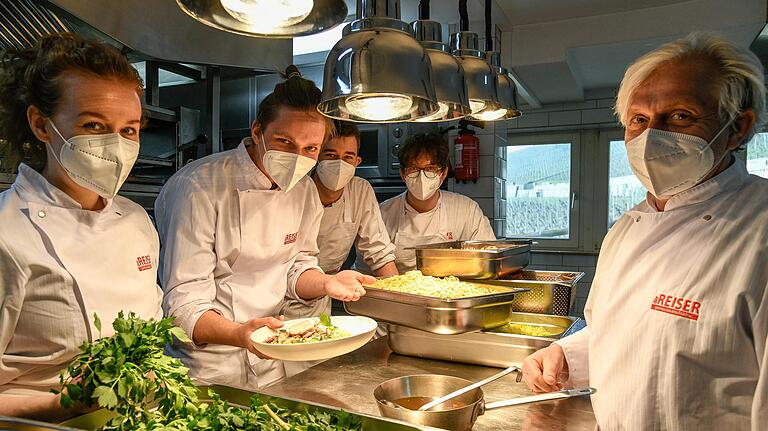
left=13, top=163, right=114, bottom=211
left=235, top=138, right=274, bottom=190
left=643, top=155, right=748, bottom=213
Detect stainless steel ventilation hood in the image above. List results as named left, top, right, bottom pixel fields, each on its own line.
left=42, top=0, right=291, bottom=71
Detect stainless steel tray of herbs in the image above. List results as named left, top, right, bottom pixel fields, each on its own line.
left=387, top=313, right=578, bottom=368
left=344, top=283, right=529, bottom=335
left=411, top=240, right=532, bottom=279
left=61, top=385, right=427, bottom=431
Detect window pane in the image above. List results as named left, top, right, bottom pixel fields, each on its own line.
left=747, top=132, right=768, bottom=178
left=506, top=144, right=571, bottom=239
left=608, top=140, right=645, bottom=228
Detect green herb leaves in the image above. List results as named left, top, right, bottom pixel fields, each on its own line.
left=319, top=313, right=333, bottom=329
left=56, top=312, right=362, bottom=431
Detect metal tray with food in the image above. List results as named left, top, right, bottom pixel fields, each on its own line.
left=387, top=315, right=578, bottom=368
left=485, top=270, right=586, bottom=316
left=345, top=272, right=529, bottom=334
left=60, top=385, right=428, bottom=431
left=411, top=240, right=532, bottom=279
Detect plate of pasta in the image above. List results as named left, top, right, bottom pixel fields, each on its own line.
left=250, top=314, right=377, bottom=361
left=368, top=270, right=499, bottom=299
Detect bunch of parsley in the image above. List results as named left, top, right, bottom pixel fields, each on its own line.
left=55, top=312, right=362, bottom=431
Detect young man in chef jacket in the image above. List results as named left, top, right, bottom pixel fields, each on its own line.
left=522, top=33, right=768, bottom=430
left=371, top=132, right=496, bottom=273
left=281, top=121, right=398, bottom=319
left=154, top=66, right=375, bottom=391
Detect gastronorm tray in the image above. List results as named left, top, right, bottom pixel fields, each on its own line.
left=411, top=240, right=531, bottom=279
left=344, top=284, right=529, bottom=335
left=0, top=417, right=76, bottom=431
left=486, top=270, right=585, bottom=316
left=59, top=385, right=428, bottom=431
left=387, top=314, right=578, bottom=368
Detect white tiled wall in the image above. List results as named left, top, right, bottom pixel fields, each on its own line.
left=528, top=252, right=598, bottom=318
left=506, top=96, right=620, bottom=130
left=447, top=122, right=507, bottom=237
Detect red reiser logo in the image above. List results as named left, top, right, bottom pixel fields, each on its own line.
left=446, top=232, right=454, bottom=240
left=651, top=293, right=701, bottom=321
left=136, top=255, right=153, bottom=272
left=284, top=232, right=298, bottom=245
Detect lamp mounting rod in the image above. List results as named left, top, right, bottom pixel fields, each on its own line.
left=485, top=0, right=493, bottom=52
left=419, top=0, right=430, bottom=20
left=459, top=0, right=469, bottom=31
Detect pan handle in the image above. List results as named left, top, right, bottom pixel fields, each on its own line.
left=483, top=387, right=595, bottom=411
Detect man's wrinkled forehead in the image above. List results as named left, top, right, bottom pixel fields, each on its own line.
left=630, top=58, right=720, bottom=112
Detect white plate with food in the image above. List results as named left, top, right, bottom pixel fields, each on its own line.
left=250, top=314, right=378, bottom=361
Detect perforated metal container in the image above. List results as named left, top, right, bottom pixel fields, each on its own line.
left=495, top=270, right=585, bottom=316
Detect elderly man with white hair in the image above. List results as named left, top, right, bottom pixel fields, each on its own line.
left=522, top=33, right=768, bottom=429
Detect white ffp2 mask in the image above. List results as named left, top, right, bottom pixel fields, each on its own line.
left=405, top=170, right=442, bottom=201
left=48, top=120, right=139, bottom=199
left=260, top=133, right=316, bottom=192
left=626, top=118, right=735, bottom=198
left=316, top=159, right=356, bottom=191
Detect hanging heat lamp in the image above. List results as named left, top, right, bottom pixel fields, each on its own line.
left=410, top=0, right=471, bottom=122
left=318, top=0, right=439, bottom=123
left=471, top=0, right=522, bottom=121
left=450, top=0, right=500, bottom=117
left=176, top=0, right=347, bottom=38
left=472, top=51, right=522, bottom=121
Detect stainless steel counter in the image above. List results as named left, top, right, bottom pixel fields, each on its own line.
left=263, top=337, right=596, bottom=431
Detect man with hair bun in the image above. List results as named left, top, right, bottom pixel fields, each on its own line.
left=522, top=33, right=768, bottom=429
left=155, top=66, right=374, bottom=390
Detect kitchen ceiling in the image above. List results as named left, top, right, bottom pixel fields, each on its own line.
left=342, top=0, right=766, bottom=106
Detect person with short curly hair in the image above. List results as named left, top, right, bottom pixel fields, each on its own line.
left=370, top=132, right=495, bottom=273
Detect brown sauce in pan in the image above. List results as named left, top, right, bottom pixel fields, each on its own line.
left=392, top=396, right=467, bottom=410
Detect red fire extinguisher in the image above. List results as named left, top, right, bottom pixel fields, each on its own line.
left=454, top=121, right=479, bottom=183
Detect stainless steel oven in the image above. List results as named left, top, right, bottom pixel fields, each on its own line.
left=355, top=122, right=438, bottom=179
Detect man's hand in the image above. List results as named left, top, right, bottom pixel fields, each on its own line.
left=522, top=344, right=570, bottom=393
left=324, top=270, right=375, bottom=301
left=237, top=316, right=284, bottom=358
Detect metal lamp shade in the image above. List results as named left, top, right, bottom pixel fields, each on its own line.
left=176, top=0, right=347, bottom=38
left=411, top=20, right=470, bottom=122
left=450, top=32, right=500, bottom=116
left=319, top=20, right=439, bottom=123
left=471, top=52, right=522, bottom=121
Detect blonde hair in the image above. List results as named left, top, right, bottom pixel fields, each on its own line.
left=615, top=32, right=766, bottom=145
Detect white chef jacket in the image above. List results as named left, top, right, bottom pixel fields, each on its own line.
left=556, top=157, right=768, bottom=430
left=281, top=176, right=395, bottom=321
left=0, top=164, right=162, bottom=396
left=369, top=190, right=495, bottom=273
left=155, top=139, right=324, bottom=390
left=317, top=176, right=396, bottom=274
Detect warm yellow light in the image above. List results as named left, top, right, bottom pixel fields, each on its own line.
left=345, top=93, right=414, bottom=121
left=415, top=102, right=449, bottom=122
left=469, top=99, right=486, bottom=114
left=472, top=108, right=507, bottom=121
left=220, top=0, right=314, bottom=29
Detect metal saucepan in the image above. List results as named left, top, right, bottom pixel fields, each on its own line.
left=373, top=374, right=595, bottom=431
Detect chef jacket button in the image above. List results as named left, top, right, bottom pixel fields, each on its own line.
left=635, top=216, right=641, bottom=222
left=37, top=210, right=46, bottom=218
left=703, top=214, right=712, bottom=221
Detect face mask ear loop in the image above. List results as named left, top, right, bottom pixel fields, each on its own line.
left=699, top=114, right=738, bottom=154
left=46, top=119, right=68, bottom=168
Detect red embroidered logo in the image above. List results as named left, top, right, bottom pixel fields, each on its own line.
left=651, top=293, right=701, bottom=321
left=284, top=232, right=298, bottom=245
left=446, top=232, right=454, bottom=240
left=136, top=255, right=152, bottom=272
